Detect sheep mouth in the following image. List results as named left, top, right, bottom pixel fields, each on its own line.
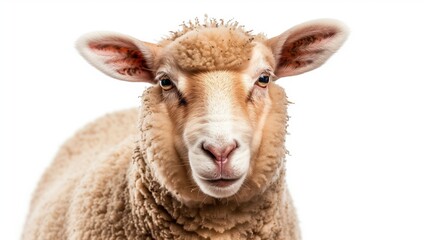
left=196, top=175, right=246, bottom=198
left=205, top=178, right=239, bottom=187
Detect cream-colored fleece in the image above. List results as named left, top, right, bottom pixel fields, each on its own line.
left=22, top=84, right=299, bottom=239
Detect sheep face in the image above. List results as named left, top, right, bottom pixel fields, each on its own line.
left=77, top=19, right=348, bottom=200
left=155, top=43, right=276, bottom=198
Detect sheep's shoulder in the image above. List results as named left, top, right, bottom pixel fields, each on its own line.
left=24, top=108, right=139, bottom=239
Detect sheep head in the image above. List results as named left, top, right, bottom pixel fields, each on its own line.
left=77, top=19, right=348, bottom=201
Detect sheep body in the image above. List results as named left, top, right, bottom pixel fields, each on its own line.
left=23, top=86, right=299, bottom=239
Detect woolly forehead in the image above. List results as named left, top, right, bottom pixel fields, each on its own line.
left=158, top=27, right=269, bottom=73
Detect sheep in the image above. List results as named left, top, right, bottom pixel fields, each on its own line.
left=22, top=18, right=348, bottom=240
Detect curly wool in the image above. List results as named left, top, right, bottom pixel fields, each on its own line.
left=160, top=18, right=266, bottom=72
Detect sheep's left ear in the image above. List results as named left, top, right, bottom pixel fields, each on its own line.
left=76, top=32, right=160, bottom=83
left=267, top=19, right=349, bottom=78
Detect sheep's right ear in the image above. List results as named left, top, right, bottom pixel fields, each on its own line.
left=267, top=19, right=348, bottom=78
left=76, top=32, right=159, bottom=83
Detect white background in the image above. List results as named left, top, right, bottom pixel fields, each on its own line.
left=1, top=1, right=428, bottom=239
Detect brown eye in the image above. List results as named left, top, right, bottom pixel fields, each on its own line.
left=255, top=74, right=270, bottom=88
left=160, top=78, right=174, bottom=91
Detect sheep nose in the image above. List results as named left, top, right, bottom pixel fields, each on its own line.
left=202, top=141, right=237, bottom=163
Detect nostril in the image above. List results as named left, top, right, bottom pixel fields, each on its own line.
left=202, top=141, right=237, bottom=163
left=202, top=142, right=218, bottom=160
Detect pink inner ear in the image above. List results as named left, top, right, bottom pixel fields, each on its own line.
left=89, top=42, right=152, bottom=79
left=279, top=29, right=337, bottom=69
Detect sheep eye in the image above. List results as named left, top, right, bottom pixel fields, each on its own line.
left=255, top=74, right=270, bottom=88
left=160, top=78, right=174, bottom=91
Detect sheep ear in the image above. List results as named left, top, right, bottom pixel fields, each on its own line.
left=76, top=32, right=159, bottom=83
left=267, top=19, right=348, bottom=78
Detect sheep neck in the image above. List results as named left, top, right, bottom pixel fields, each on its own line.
left=129, top=145, right=287, bottom=239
